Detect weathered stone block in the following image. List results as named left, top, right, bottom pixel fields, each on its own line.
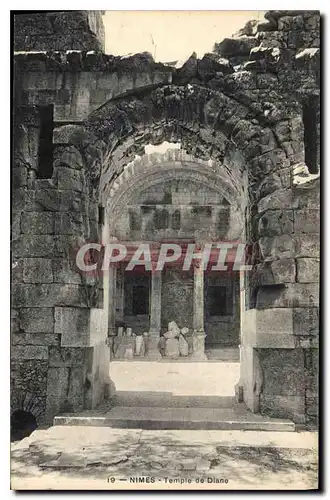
left=254, top=259, right=296, bottom=285
left=45, top=366, right=69, bottom=421
left=281, top=140, right=302, bottom=157
left=12, top=235, right=55, bottom=258
left=257, top=283, right=319, bottom=308
left=260, top=394, right=305, bottom=423
left=257, top=31, right=288, bottom=49
left=295, top=234, right=320, bottom=258
left=251, top=149, right=288, bottom=179
left=278, top=15, right=304, bottom=31
left=12, top=283, right=90, bottom=308
left=13, top=166, right=28, bottom=188
left=293, top=307, right=319, bottom=336
left=88, top=201, right=99, bottom=222
left=296, top=337, right=319, bottom=348
left=48, top=346, right=86, bottom=367
left=12, top=333, right=60, bottom=346
left=259, top=235, right=295, bottom=260
left=223, top=71, right=257, bottom=93
left=25, top=188, right=60, bottom=212
left=242, top=308, right=295, bottom=348
left=258, top=209, right=293, bottom=236
left=293, top=181, right=320, bottom=209
left=304, top=13, right=320, bottom=31
left=55, top=307, right=107, bottom=346
left=296, top=258, right=319, bottom=283
left=306, top=397, right=318, bottom=419
left=197, top=53, right=234, bottom=80
left=288, top=29, right=320, bottom=50
left=59, top=191, right=88, bottom=213
left=258, top=308, right=293, bottom=335
left=11, top=345, right=49, bottom=360
left=14, top=124, right=39, bottom=170
left=53, top=144, right=85, bottom=169
left=274, top=117, right=303, bottom=145
left=20, top=307, right=54, bottom=333
left=258, top=348, right=305, bottom=395
left=11, top=308, right=20, bottom=333
left=256, top=168, right=291, bottom=200
left=55, top=307, right=90, bottom=335
left=11, top=359, right=48, bottom=403
left=21, top=212, right=55, bottom=234
left=12, top=188, right=27, bottom=211
left=12, top=212, right=21, bottom=240
left=23, top=258, right=53, bottom=283
left=256, top=73, right=278, bottom=90
left=54, top=212, right=84, bottom=235
left=245, top=128, right=278, bottom=159
left=305, top=370, right=318, bottom=395
left=54, top=235, right=87, bottom=259
left=12, top=258, right=23, bottom=283
left=294, top=209, right=319, bottom=234
left=52, top=259, right=82, bottom=284
left=214, top=37, right=258, bottom=57
left=55, top=167, right=86, bottom=192
left=258, top=189, right=294, bottom=213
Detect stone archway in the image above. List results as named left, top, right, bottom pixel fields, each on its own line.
left=50, top=80, right=316, bottom=424
left=13, top=61, right=318, bottom=424
left=60, top=85, right=266, bottom=414
left=101, top=148, right=247, bottom=363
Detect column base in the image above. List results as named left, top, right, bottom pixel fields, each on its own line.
left=190, top=353, right=208, bottom=361
left=191, top=330, right=207, bottom=360
left=147, top=332, right=162, bottom=361
left=147, top=351, right=162, bottom=361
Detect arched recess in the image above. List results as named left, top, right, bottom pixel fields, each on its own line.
left=52, top=81, right=306, bottom=418
left=102, top=149, right=247, bottom=242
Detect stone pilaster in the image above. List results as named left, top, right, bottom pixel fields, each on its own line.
left=192, top=261, right=207, bottom=360
left=148, top=266, right=162, bottom=360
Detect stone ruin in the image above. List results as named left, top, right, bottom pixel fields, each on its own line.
left=12, top=11, right=320, bottom=429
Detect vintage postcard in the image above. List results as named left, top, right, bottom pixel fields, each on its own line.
left=11, top=9, right=320, bottom=491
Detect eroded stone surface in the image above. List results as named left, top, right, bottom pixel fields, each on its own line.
left=11, top=426, right=318, bottom=490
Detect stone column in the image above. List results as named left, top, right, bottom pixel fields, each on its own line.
left=117, top=264, right=125, bottom=321
left=108, top=263, right=117, bottom=337
left=148, top=265, right=162, bottom=360
left=192, top=261, right=207, bottom=360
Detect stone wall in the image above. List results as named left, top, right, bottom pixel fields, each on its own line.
left=12, top=10, right=320, bottom=425
left=205, top=273, right=240, bottom=347
left=14, top=11, right=105, bottom=52
left=114, top=178, right=234, bottom=242
left=12, top=61, right=110, bottom=421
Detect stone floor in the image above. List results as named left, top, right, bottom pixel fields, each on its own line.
left=11, top=426, right=318, bottom=490
left=110, top=359, right=240, bottom=399
left=109, top=359, right=240, bottom=413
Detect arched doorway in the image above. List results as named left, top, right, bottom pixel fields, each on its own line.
left=102, top=147, right=247, bottom=365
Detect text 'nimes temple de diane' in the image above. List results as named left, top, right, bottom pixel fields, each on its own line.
left=11, top=11, right=319, bottom=431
